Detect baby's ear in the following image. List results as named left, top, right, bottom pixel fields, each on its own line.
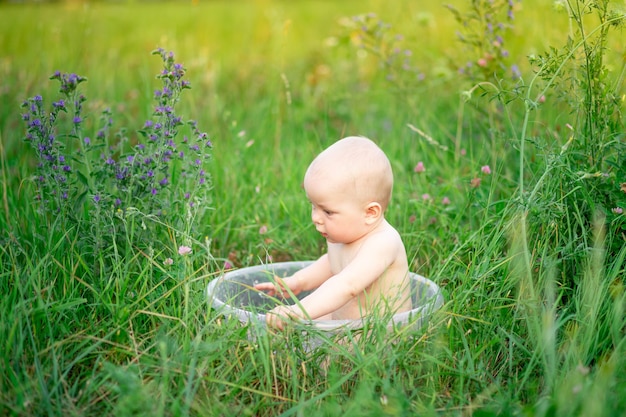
left=364, top=202, right=383, bottom=224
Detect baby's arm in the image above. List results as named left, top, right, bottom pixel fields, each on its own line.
left=258, top=256, right=333, bottom=329
left=254, top=255, right=333, bottom=298
left=293, top=235, right=401, bottom=320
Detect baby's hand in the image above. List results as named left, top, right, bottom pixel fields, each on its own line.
left=265, top=305, right=300, bottom=330
left=254, top=275, right=291, bottom=298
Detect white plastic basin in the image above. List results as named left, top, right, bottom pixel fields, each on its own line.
left=206, top=261, right=444, bottom=335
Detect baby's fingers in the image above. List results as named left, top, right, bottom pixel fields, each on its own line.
left=254, top=282, right=276, bottom=293
left=265, top=310, right=287, bottom=330
left=255, top=277, right=289, bottom=298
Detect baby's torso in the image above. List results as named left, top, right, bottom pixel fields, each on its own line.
left=326, top=235, right=412, bottom=320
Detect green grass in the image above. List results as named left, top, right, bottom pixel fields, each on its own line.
left=1, top=0, right=625, bottom=416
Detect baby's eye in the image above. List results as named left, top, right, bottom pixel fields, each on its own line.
left=324, top=209, right=334, bottom=216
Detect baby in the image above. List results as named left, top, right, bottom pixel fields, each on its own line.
left=255, top=136, right=412, bottom=329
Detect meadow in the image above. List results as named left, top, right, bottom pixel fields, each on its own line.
left=0, top=0, right=625, bottom=416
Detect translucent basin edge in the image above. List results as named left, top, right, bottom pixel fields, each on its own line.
left=206, top=261, right=444, bottom=331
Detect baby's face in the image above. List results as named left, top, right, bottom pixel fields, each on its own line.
left=303, top=174, right=370, bottom=245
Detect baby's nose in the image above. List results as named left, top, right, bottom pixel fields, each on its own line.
left=311, top=209, right=322, bottom=225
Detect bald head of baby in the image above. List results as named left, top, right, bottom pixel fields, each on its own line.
left=304, top=136, right=394, bottom=210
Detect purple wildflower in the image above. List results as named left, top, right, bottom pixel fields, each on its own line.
left=511, top=64, right=521, bottom=79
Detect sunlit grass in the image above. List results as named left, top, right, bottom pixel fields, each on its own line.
left=1, top=0, right=625, bottom=415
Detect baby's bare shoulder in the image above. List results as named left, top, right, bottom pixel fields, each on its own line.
left=363, top=222, right=404, bottom=251
left=372, top=221, right=402, bottom=241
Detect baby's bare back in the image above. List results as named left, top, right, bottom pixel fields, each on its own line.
left=326, top=224, right=413, bottom=320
